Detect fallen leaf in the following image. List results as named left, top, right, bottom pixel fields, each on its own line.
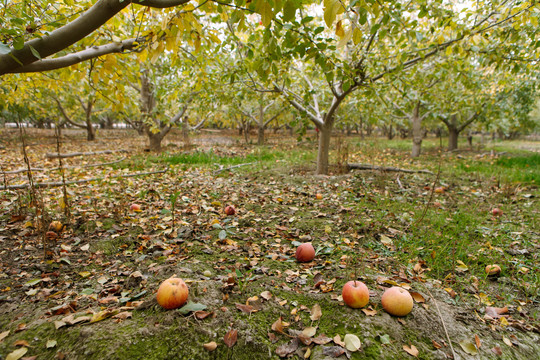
left=224, top=329, right=238, bottom=348
left=361, top=307, right=377, bottom=316
left=303, top=347, right=311, bottom=359
left=344, top=334, right=361, bottom=352
left=46, top=339, right=57, bottom=348
left=302, top=326, right=317, bottom=338
left=485, top=306, right=508, bottom=319
left=194, top=311, right=213, bottom=320
left=455, top=260, right=469, bottom=273
left=276, top=338, right=299, bottom=358
left=379, top=334, right=391, bottom=345
left=410, top=292, right=425, bottom=303
left=431, top=339, right=442, bottom=349
left=322, top=346, right=346, bottom=358
left=310, top=304, right=322, bottom=321
left=403, top=344, right=419, bottom=357
left=271, top=317, right=285, bottom=333
left=235, top=303, right=256, bottom=314
left=260, top=291, right=272, bottom=300
left=474, top=334, right=481, bottom=349
left=112, top=311, right=132, bottom=320
left=312, top=334, right=332, bottom=345
left=5, top=347, right=27, bottom=360
left=333, top=334, right=345, bottom=347
left=491, top=346, right=503, bottom=355
left=177, top=302, right=207, bottom=315
left=459, top=340, right=478, bottom=355
left=203, top=341, right=217, bottom=351
left=90, top=309, right=119, bottom=323
left=502, top=336, right=513, bottom=347
left=13, top=340, right=29, bottom=347
left=0, top=330, right=10, bottom=342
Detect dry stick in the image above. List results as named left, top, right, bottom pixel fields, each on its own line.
left=55, top=126, right=71, bottom=219
left=213, top=162, right=255, bottom=174
left=347, top=163, right=434, bottom=175
left=0, top=169, right=168, bottom=190
left=45, top=149, right=128, bottom=159
left=4, top=157, right=126, bottom=174
left=426, top=288, right=457, bottom=359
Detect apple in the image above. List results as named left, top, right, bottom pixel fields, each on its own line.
left=224, top=205, right=236, bottom=216
left=381, top=287, right=413, bottom=317
left=491, top=208, right=503, bottom=216
left=434, top=187, right=445, bottom=194
left=342, top=280, right=369, bottom=308
left=130, top=204, right=142, bottom=212
left=485, top=264, right=501, bottom=276
left=49, top=221, right=63, bottom=233
left=156, top=277, right=189, bottom=310
left=295, top=243, right=315, bottom=262
left=433, top=201, right=442, bottom=208
left=316, top=193, right=323, bottom=200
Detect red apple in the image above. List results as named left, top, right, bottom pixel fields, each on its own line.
left=295, top=243, right=315, bottom=262
left=485, top=264, right=501, bottom=276
left=491, top=208, right=503, bottom=216
left=316, top=193, right=323, bottom=200
left=130, top=204, right=142, bottom=212
left=156, top=277, right=189, bottom=310
left=224, top=205, right=236, bottom=216
left=381, top=287, right=413, bottom=316
left=342, top=281, right=369, bottom=308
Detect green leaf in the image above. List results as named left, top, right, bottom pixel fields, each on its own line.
left=459, top=340, right=478, bottom=355
left=379, top=334, right=391, bottom=345
left=13, top=37, right=24, bottom=50
left=29, top=45, right=41, bottom=59
left=24, top=278, right=42, bottom=287
left=282, top=0, right=296, bottom=22
left=259, top=2, right=273, bottom=27
left=323, top=0, right=340, bottom=27
left=177, top=301, right=207, bottom=314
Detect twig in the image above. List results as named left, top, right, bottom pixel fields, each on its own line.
left=4, top=157, right=126, bottom=174
left=347, top=163, right=434, bottom=175
left=0, top=169, right=168, bottom=190
left=45, top=149, right=128, bottom=159
left=213, top=162, right=255, bottom=174
left=55, top=126, right=70, bottom=219
left=426, top=288, right=457, bottom=359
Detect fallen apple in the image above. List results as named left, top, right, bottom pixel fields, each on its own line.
left=434, top=187, right=445, bottom=194
left=485, top=264, right=501, bottom=276
left=491, top=208, right=503, bottom=216
left=316, top=193, right=323, bottom=200
left=224, top=205, right=236, bottom=216
left=130, top=204, right=142, bottom=212
left=295, top=243, right=315, bottom=262
left=48, top=221, right=63, bottom=233
left=156, top=277, right=189, bottom=310
left=342, top=280, right=369, bottom=308
left=381, top=287, right=413, bottom=316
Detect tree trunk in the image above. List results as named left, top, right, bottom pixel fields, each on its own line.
left=86, top=120, right=95, bottom=141
left=148, top=132, right=163, bottom=152
left=257, top=126, right=265, bottom=145
left=467, top=132, right=473, bottom=148
left=411, top=102, right=422, bottom=158
left=316, top=123, right=333, bottom=175
left=447, top=125, right=459, bottom=151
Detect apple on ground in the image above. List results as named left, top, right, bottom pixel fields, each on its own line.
left=156, top=277, right=189, bottom=309
left=48, top=221, right=63, bottom=233
left=434, top=187, right=445, bottom=194
left=224, top=205, right=236, bottom=216
left=295, top=243, right=315, bottom=262
left=342, top=280, right=369, bottom=308
left=381, top=287, right=414, bottom=316
left=316, top=193, right=323, bottom=200
left=491, top=208, right=503, bottom=216
left=130, top=204, right=142, bottom=212
left=485, top=264, right=501, bottom=276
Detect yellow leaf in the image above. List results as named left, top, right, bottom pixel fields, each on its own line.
left=335, top=20, right=345, bottom=37
left=353, top=28, right=362, bottom=44
left=6, top=347, right=27, bottom=360
left=459, top=340, right=478, bottom=355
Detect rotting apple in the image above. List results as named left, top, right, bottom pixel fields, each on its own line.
left=48, top=221, right=63, bottom=233
left=156, top=277, right=189, bottom=310
left=485, top=264, right=501, bottom=276
left=491, top=208, right=503, bottom=216
left=295, top=243, right=315, bottom=262
left=224, top=205, right=236, bottom=216
left=381, top=287, right=413, bottom=316
left=342, top=280, right=369, bottom=308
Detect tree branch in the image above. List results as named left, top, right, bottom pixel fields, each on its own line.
left=55, top=98, right=86, bottom=129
